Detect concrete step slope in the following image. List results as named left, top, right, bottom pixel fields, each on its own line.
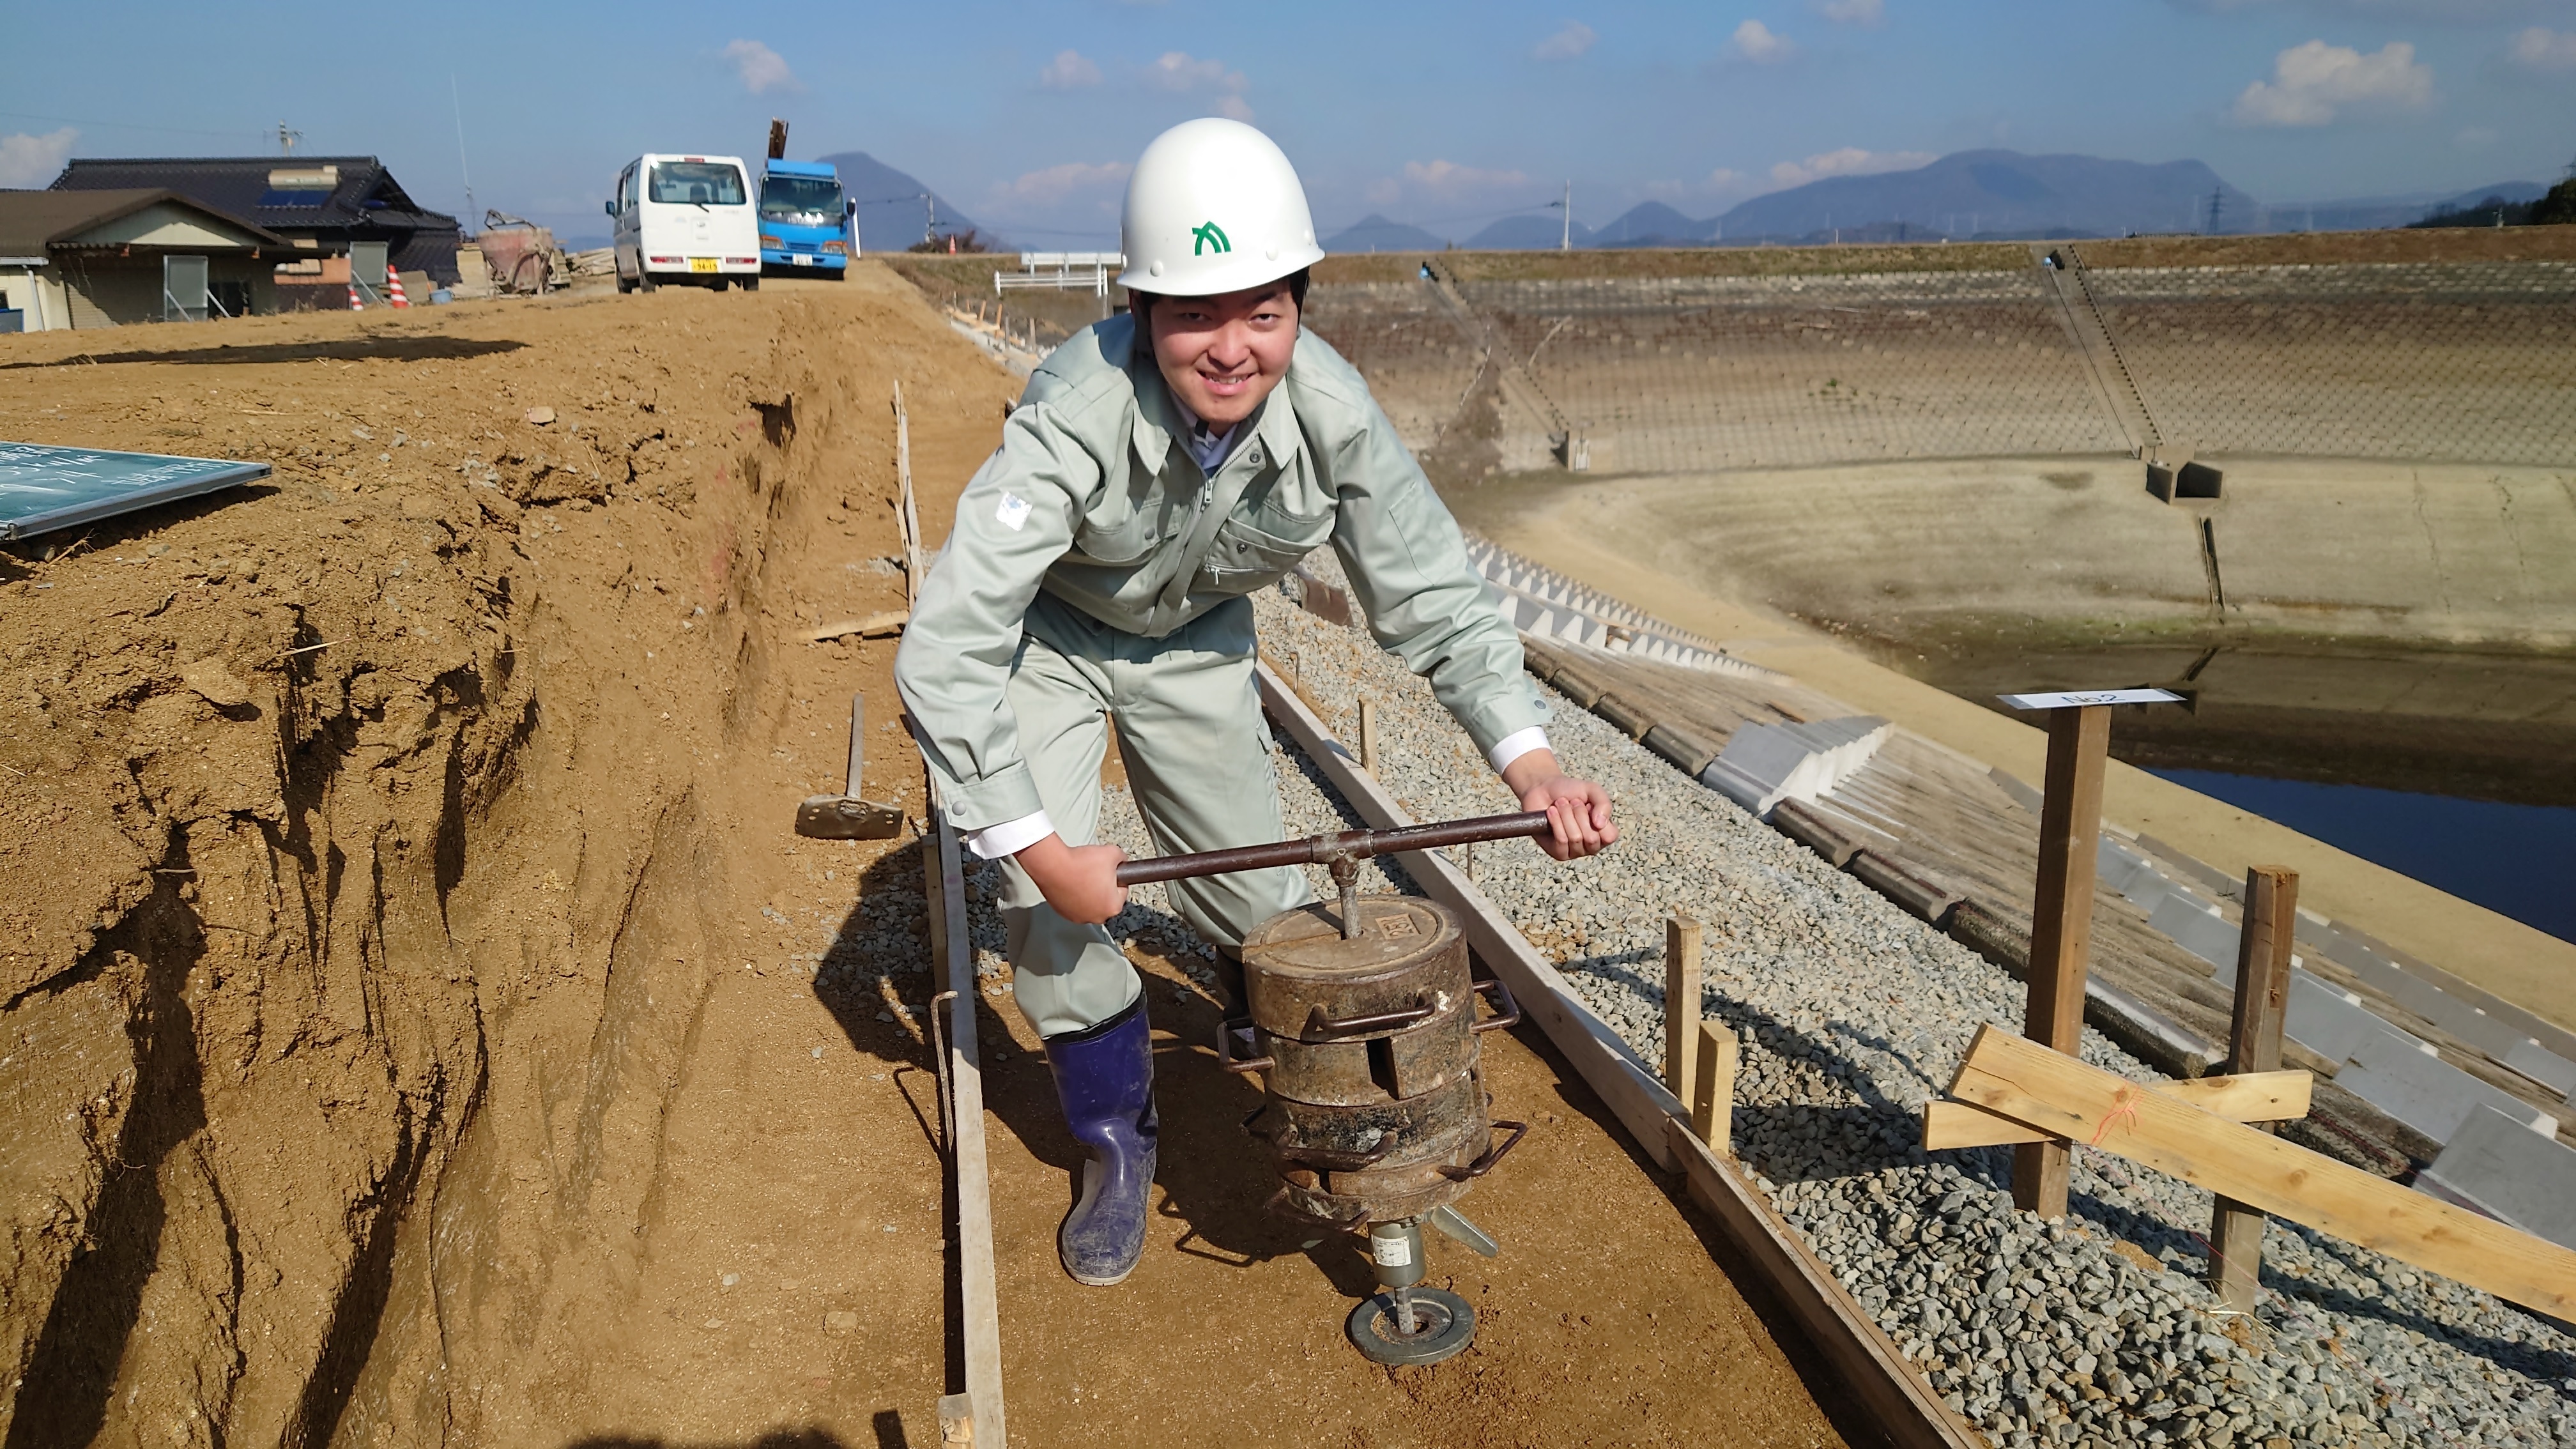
left=2419, top=1105, right=2576, bottom=1251
left=1461, top=533, right=1756, bottom=675
left=1700, top=716, right=1892, bottom=819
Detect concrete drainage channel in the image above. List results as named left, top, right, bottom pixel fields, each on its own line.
left=1229, top=548, right=2576, bottom=1448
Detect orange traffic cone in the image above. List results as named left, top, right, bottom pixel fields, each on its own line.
left=386, top=264, right=409, bottom=309
left=348, top=281, right=363, bottom=310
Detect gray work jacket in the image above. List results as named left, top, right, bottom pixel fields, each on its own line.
left=895, top=314, right=1546, bottom=835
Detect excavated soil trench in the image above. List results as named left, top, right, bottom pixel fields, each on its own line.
left=0, top=266, right=1851, bottom=1446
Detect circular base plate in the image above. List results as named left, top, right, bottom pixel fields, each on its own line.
left=1347, top=1287, right=1476, bottom=1366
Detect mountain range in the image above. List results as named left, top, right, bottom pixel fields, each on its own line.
left=813, top=151, right=994, bottom=254
left=1321, top=150, right=2554, bottom=252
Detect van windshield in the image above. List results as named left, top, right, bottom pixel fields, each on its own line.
left=760, top=175, right=845, bottom=224
left=648, top=162, right=747, bottom=206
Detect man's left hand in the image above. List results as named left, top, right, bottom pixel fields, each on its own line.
left=1499, top=749, right=1617, bottom=862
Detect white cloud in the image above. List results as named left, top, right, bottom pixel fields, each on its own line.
left=2510, top=26, right=2576, bottom=72
left=0, top=127, right=77, bottom=188
left=1534, top=21, right=1597, bottom=59
left=2230, top=40, right=2432, bottom=126
left=1146, top=51, right=1244, bottom=91
left=723, top=39, right=799, bottom=95
left=999, top=161, right=1131, bottom=204
left=1144, top=50, right=1253, bottom=119
left=1401, top=159, right=1533, bottom=195
left=1767, top=146, right=1934, bottom=187
left=1733, top=19, right=1798, bottom=61
left=1818, top=0, right=1884, bottom=25
left=1039, top=49, right=1101, bottom=88
left=2177, top=0, right=2545, bottom=19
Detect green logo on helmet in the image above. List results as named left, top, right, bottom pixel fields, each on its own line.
left=1191, top=220, right=1231, bottom=256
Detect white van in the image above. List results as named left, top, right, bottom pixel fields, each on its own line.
left=609, top=154, right=762, bottom=292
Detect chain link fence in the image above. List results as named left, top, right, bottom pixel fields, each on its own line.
left=1308, top=256, right=2576, bottom=473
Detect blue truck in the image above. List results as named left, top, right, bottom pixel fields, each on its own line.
left=756, top=157, right=857, bottom=278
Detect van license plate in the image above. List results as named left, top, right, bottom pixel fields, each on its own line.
left=689, top=257, right=717, bottom=273
left=793, top=256, right=811, bottom=266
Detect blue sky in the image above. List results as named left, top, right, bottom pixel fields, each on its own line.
left=5, top=0, right=2572, bottom=245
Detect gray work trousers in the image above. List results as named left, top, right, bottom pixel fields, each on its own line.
left=997, top=591, right=1313, bottom=1038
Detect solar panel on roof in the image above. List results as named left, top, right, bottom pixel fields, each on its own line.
left=257, top=188, right=332, bottom=207
left=0, top=443, right=270, bottom=540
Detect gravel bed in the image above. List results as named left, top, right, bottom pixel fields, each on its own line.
left=923, top=559, right=2574, bottom=1447
left=1232, top=558, right=2572, bottom=1449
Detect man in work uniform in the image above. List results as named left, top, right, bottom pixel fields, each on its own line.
left=895, top=118, right=1616, bottom=1288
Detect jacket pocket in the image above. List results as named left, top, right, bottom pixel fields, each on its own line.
left=1198, top=508, right=1333, bottom=594
left=1074, top=509, right=1164, bottom=567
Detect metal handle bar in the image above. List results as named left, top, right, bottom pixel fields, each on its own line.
left=1437, top=1119, right=1529, bottom=1182
left=1217, top=1016, right=1273, bottom=1075
left=1469, top=977, right=1521, bottom=1035
left=1114, top=811, right=1552, bottom=887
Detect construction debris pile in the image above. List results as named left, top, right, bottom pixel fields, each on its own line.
left=1047, top=549, right=2576, bottom=1449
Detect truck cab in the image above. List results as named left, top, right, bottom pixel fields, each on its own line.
left=756, top=160, right=857, bottom=277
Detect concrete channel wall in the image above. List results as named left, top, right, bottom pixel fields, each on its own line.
left=1304, top=253, right=2576, bottom=475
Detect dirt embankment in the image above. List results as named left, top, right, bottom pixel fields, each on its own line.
left=0, top=272, right=1016, bottom=1443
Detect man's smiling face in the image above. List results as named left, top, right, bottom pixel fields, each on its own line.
left=1143, top=280, right=1298, bottom=431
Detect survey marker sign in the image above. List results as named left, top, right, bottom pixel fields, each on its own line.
left=0, top=442, right=272, bottom=540
left=1997, top=687, right=2182, bottom=711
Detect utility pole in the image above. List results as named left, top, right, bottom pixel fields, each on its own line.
left=1561, top=180, right=1572, bottom=250
left=923, top=192, right=937, bottom=248
left=277, top=121, right=302, bottom=157
left=449, top=77, right=476, bottom=230
left=2207, top=187, right=2225, bottom=235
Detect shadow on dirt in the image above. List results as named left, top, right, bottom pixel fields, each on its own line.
left=565, top=1428, right=864, bottom=1449
left=0, top=336, right=525, bottom=370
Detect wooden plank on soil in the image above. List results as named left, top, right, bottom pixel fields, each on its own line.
left=902, top=379, right=1004, bottom=1445
left=925, top=795, right=1007, bottom=1446
left=1951, top=1024, right=2576, bottom=1321
left=1922, top=1070, right=2310, bottom=1149
left=1253, top=661, right=1982, bottom=1449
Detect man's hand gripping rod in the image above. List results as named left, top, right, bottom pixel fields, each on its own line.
left=1113, top=811, right=1553, bottom=940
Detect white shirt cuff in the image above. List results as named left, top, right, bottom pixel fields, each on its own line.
left=1487, top=726, right=1551, bottom=774
left=963, top=809, right=1057, bottom=861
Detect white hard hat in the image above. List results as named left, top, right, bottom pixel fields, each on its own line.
left=1117, top=118, right=1325, bottom=296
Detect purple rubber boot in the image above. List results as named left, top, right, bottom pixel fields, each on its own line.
left=1041, top=994, right=1158, bottom=1285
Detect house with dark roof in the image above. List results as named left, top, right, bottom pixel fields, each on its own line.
left=0, top=188, right=289, bottom=331
left=51, top=157, right=462, bottom=300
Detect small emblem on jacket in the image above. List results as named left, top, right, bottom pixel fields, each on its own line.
left=995, top=492, right=1032, bottom=531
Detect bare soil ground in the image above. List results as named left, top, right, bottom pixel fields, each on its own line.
left=1, top=265, right=1855, bottom=1446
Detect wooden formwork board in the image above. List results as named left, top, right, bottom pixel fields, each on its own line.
left=924, top=803, right=1007, bottom=1446
left=1254, top=662, right=1987, bottom=1449
left=898, top=378, right=1006, bottom=1445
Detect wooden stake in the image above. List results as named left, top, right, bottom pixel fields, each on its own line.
left=2212, top=865, right=2297, bottom=1310
left=894, top=379, right=924, bottom=605
left=1358, top=699, right=1379, bottom=774
left=1693, top=1019, right=1738, bottom=1153
left=1666, top=914, right=1703, bottom=1101
left=2014, top=703, right=2110, bottom=1218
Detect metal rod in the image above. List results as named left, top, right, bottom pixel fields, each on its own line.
left=1112, top=811, right=1552, bottom=887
